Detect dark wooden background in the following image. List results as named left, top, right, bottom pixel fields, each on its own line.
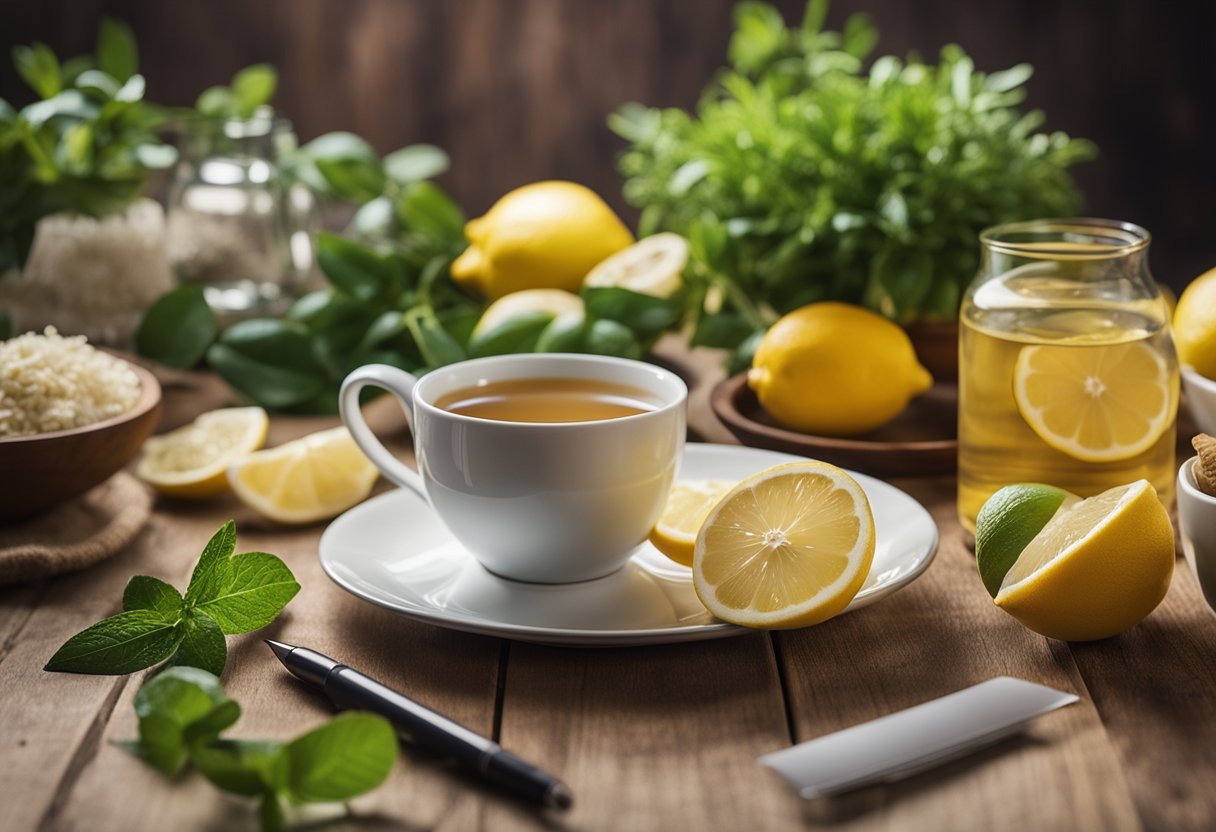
left=2, top=0, right=1214, bottom=288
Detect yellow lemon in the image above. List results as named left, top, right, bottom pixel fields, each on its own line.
left=747, top=302, right=932, bottom=436
left=450, top=181, right=634, bottom=300
left=692, top=462, right=875, bottom=628
left=995, top=479, right=1174, bottom=641
left=1174, top=267, right=1216, bottom=379
left=227, top=426, right=379, bottom=524
left=1013, top=341, right=1176, bottom=462
left=136, top=407, right=268, bottom=498
left=648, top=479, right=734, bottom=567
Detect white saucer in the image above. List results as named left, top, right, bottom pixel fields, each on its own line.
left=319, top=444, right=939, bottom=646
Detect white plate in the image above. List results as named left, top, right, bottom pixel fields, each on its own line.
left=319, top=444, right=939, bottom=646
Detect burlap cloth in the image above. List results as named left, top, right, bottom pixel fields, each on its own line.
left=0, top=471, right=152, bottom=586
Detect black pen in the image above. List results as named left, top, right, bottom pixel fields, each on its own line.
left=265, top=640, right=572, bottom=810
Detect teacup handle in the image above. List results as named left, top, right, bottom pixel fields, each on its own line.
left=339, top=364, right=428, bottom=502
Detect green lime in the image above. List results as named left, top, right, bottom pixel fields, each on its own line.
left=975, top=484, right=1074, bottom=597
left=584, top=319, right=641, bottom=359
left=535, top=310, right=587, bottom=352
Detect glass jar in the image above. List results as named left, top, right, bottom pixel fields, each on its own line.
left=957, top=218, right=1178, bottom=532
left=166, top=113, right=315, bottom=319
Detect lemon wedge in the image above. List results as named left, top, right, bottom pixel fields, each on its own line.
left=649, top=480, right=734, bottom=567
left=227, top=426, right=379, bottom=524
left=692, top=462, right=875, bottom=628
left=995, top=479, right=1174, bottom=641
left=136, top=407, right=269, bottom=498
left=1013, top=341, right=1176, bottom=462
left=583, top=232, right=689, bottom=298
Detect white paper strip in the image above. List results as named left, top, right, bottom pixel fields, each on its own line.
left=759, top=676, right=1078, bottom=798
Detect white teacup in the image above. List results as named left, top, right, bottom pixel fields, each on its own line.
left=340, top=354, right=687, bottom=584
left=1177, top=456, right=1216, bottom=614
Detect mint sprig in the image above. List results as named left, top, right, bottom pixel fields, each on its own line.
left=129, top=668, right=397, bottom=831
left=45, top=521, right=299, bottom=676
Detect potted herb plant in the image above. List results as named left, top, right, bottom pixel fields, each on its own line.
left=610, top=0, right=1096, bottom=378
left=0, top=19, right=178, bottom=345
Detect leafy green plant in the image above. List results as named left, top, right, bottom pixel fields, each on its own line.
left=126, top=667, right=397, bottom=831
left=0, top=18, right=177, bottom=273
left=195, top=64, right=278, bottom=120
left=611, top=0, right=1096, bottom=363
left=45, top=521, right=298, bottom=676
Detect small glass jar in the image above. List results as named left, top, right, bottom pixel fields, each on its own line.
left=166, top=112, right=315, bottom=319
left=957, top=218, right=1178, bottom=532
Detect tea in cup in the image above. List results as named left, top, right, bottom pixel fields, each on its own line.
left=340, top=354, right=687, bottom=583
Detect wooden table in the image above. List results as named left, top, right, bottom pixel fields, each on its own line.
left=3, top=345, right=1215, bottom=832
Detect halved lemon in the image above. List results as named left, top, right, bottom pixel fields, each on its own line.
left=472, top=288, right=584, bottom=337
left=136, top=407, right=269, bottom=498
left=995, top=479, right=1174, bottom=641
left=583, top=233, right=688, bottom=298
left=649, top=480, right=734, bottom=567
left=692, top=462, right=875, bottom=628
left=227, top=426, right=379, bottom=524
left=1013, top=341, right=1177, bottom=462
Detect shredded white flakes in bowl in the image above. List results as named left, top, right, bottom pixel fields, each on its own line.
left=0, top=327, right=142, bottom=438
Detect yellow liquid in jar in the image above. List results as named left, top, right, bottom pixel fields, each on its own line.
left=957, top=269, right=1178, bottom=532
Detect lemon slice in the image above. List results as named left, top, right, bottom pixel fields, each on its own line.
left=995, top=479, right=1174, bottom=641
left=472, top=288, right=584, bottom=337
left=227, top=426, right=379, bottom=524
left=136, top=407, right=269, bottom=498
left=583, top=233, right=688, bottom=298
left=1013, top=341, right=1176, bottom=462
left=692, top=462, right=875, bottom=628
left=649, top=480, right=734, bottom=567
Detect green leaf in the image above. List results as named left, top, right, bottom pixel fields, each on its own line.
left=315, top=232, right=393, bottom=302
left=298, top=131, right=376, bottom=162
left=133, top=666, right=236, bottom=774
left=231, top=64, right=277, bottom=118
left=192, top=552, right=300, bottom=635
left=45, top=610, right=184, bottom=675
left=193, top=739, right=284, bottom=797
left=195, top=86, right=232, bottom=117
left=284, top=713, right=397, bottom=803
left=691, top=312, right=757, bottom=349
left=184, top=521, right=238, bottom=606
left=467, top=311, right=552, bottom=357
left=97, top=17, right=138, bottom=83
left=172, top=613, right=228, bottom=676
left=208, top=326, right=327, bottom=410
left=583, top=319, right=642, bottom=359
left=134, top=284, right=218, bottom=369
left=535, top=311, right=587, bottom=352
left=351, top=196, right=395, bottom=237
left=582, top=287, right=681, bottom=339
left=396, top=181, right=465, bottom=242
left=406, top=314, right=466, bottom=368
left=384, top=144, right=449, bottom=184
left=13, top=43, right=61, bottom=99
left=123, top=576, right=184, bottom=619
left=314, top=156, right=386, bottom=203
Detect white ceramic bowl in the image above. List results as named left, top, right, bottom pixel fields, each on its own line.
left=1177, top=456, right=1216, bottom=614
left=1182, top=365, right=1216, bottom=435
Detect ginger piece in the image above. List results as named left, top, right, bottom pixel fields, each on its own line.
left=1194, top=434, right=1216, bottom=497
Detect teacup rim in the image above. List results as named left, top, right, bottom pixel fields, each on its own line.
left=411, top=352, right=689, bottom=429
left=1179, top=455, right=1216, bottom=507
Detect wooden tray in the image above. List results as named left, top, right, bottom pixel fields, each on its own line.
left=710, top=372, right=957, bottom=478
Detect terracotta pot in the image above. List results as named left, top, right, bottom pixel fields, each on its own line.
left=904, top=320, right=959, bottom=383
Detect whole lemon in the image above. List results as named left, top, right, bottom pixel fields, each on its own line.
left=1174, top=267, right=1216, bottom=379
left=450, top=181, right=634, bottom=300
left=747, top=302, right=933, bottom=436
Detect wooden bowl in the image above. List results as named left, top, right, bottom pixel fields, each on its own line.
left=710, top=372, right=957, bottom=478
left=0, top=358, right=162, bottom=523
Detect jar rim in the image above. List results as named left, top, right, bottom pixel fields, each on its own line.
left=980, top=218, right=1150, bottom=259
